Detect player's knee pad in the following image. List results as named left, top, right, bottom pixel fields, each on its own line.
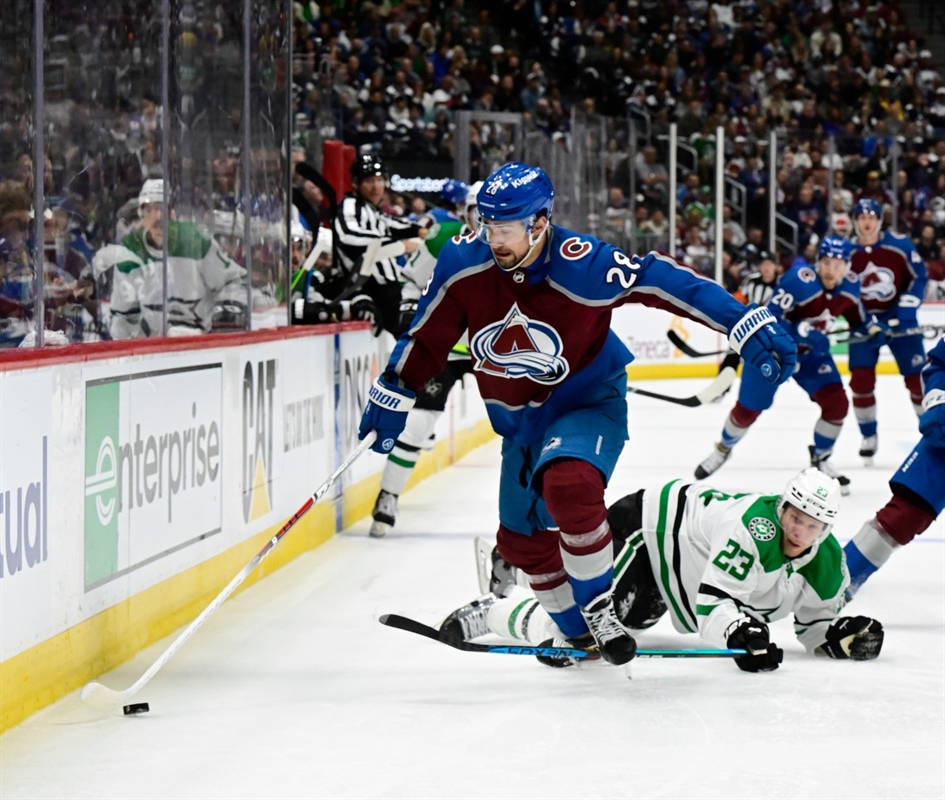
left=540, top=458, right=607, bottom=533
left=849, top=367, right=876, bottom=398
left=876, top=488, right=937, bottom=547
left=496, top=525, right=562, bottom=576
left=607, top=490, right=644, bottom=541
left=812, top=383, right=848, bottom=423
left=731, top=401, right=763, bottom=428
left=396, top=408, right=440, bottom=449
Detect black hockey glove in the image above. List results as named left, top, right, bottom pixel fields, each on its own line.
left=343, top=294, right=381, bottom=336
left=726, top=620, right=783, bottom=673
left=397, top=299, right=418, bottom=337
left=291, top=298, right=335, bottom=325
left=817, top=616, right=884, bottom=660
left=210, top=301, right=247, bottom=331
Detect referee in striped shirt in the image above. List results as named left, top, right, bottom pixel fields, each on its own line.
left=334, top=153, right=426, bottom=337
left=735, top=250, right=781, bottom=306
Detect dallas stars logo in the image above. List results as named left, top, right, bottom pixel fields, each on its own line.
left=748, top=517, right=776, bottom=541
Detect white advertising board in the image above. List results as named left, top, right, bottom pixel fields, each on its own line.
left=0, top=371, right=54, bottom=656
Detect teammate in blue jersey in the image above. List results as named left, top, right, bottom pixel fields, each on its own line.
left=357, top=162, right=797, bottom=666
left=844, top=337, right=945, bottom=597
left=849, top=198, right=929, bottom=463
left=695, top=235, right=879, bottom=491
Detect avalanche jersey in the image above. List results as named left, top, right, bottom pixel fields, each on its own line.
left=767, top=263, right=869, bottom=336
left=850, top=230, right=927, bottom=318
left=387, top=224, right=752, bottom=444
left=922, top=336, right=945, bottom=397
left=640, top=480, right=848, bottom=652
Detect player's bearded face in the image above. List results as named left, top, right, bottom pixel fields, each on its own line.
left=779, top=504, right=827, bottom=557
left=817, top=256, right=848, bottom=289
left=475, top=213, right=547, bottom=270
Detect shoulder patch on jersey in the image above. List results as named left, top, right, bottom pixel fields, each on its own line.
left=796, top=535, right=844, bottom=600
left=741, top=497, right=786, bottom=572
left=798, top=267, right=817, bottom=283
left=559, top=236, right=593, bottom=261
left=747, top=516, right=777, bottom=541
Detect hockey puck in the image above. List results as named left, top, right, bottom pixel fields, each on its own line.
left=122, top=702, right=150, bottom=716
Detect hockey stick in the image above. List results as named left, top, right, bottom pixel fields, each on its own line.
left=379, top=613, right=747, bottom=659
left=81, top=432, right=377, bottom=712
left=667, top=329, right=731, bottom=358
left=669, top=324, right=938, bottom=358
left=626, top=359, right=738, bottom=407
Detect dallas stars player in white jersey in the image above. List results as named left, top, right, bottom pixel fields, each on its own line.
left=97, top=179, right=247, bottom=338
left=444, top=468, right=884, bottom=672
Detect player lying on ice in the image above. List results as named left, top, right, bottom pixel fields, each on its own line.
left=358, top=162, right=797, bottom=667
left=443, top=468, right=884, bottom=672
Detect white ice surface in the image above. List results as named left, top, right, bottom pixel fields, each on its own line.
left=1, top=375, right=943, bottom=799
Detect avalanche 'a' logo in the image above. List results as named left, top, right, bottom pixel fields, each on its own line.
left=858, top=261, right=897, bottom=303
left=470, top=304, right=570, bottom=384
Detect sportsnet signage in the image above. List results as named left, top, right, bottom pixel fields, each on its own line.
left=83, top=366, right=223, bottom=590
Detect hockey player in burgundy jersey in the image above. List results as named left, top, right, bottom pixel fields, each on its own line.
left=358, top=162, right=797, bottom=666
left=695, top=235, right=880, bottom=491
left=844, top=336, right=945, bottom=597
left=849, top=198, right=928, bottom=463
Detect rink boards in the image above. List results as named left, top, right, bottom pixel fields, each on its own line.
left=1, top=301, right=942, bottom=732
left=0, top=323, right=492, bottom=733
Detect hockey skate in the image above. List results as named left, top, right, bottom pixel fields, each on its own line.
left=859, top=435, right=878, bottom=466
left=581, top=590, right=637, bottom=665
left=695, top=443, right=731, bottom=479
left=369, top=490, right=398, bottom=538
left=808, top=446, right=851, bottom=496
left=536, top=633, right=600, bottom=668
left=439, top=594, right=497, bottom=641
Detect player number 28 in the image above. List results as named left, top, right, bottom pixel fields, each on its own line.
left=606, top=251, right=641, bottom=289
left=712, top=538, right=755, bottom=581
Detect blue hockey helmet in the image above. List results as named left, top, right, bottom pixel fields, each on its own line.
left=818, top=234, right=853, bottom=262
left=476, top=163, right=555, bottom=223
left=853, top=198, right=882, bottom=219
left=440, top=178, right=469, bottom=207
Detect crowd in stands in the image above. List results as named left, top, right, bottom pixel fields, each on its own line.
left=294, top=0, right=945, bottom=295
left=2, top=0, right=944, bottom=348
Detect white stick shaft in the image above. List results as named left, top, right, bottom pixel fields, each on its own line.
left=81, top=433, right=376, bottom=710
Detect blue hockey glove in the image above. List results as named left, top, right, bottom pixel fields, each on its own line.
left=817, top=616, right=884, bottom=660
left=726, top=620, right=783, bottom=673
left=919, top=389, right=945, bottom=447
left=728, top=305, right=797, bottom=385
left=895, top=296, right=920, bottom=331
left=853, top=315, right=891, bottom=347
left=796, top=325, right=830, bottom=357
left=359, top=373, right=416, bottom=454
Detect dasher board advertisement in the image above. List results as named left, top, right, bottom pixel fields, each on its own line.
left=84, top=364, right=223, bottom=590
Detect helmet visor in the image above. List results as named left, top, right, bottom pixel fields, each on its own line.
left=472, top=209, right=533, bottom=246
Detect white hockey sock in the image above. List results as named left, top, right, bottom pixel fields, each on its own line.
left=850, top=517, right=900, bottom=569
left=487, top=586, right=562, bottom=643
left=379, top=408, right=440, bottom=496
